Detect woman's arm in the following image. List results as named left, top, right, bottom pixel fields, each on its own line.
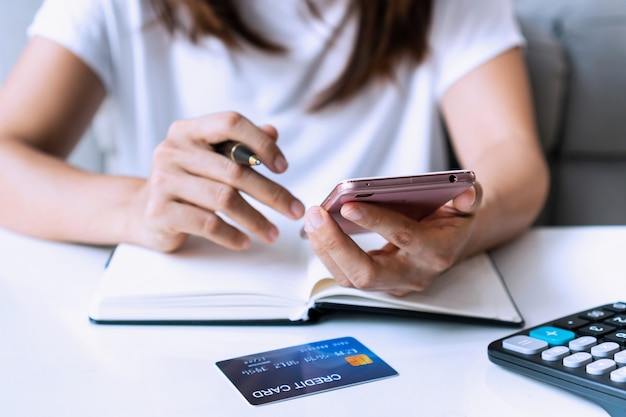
left=0, top=38, right=304, bottom=250
left=0, top=37, right=138, bottom=245
left=441, top=47, right=549, bottom=257
left=304, top=47, right=549, bottom=295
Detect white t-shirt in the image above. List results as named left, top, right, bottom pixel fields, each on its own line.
left=28, top=0, right=523, bottom=210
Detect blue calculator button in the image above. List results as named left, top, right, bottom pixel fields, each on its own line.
left=529, top=326, right=576, bottom=346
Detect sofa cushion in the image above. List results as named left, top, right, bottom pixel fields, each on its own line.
left=516, top=0, right=626, bottom=157
left=516, top=17, right=568, bottom=154
left=559, top=3, right=626, bottom=156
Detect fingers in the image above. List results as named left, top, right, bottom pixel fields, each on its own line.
left=340, top=202, right=421, bottom=250
left=138, top=111, right=305, bottom=251
left=258, top=124, right=279, bottom=141
left=305, top=194, right=482, bottom=294
left=156, top=169, right=280, bottom=240
left=160, top=141, right=304, bottom=221
left=450, top=182, right=483, bottom=215
left=167, top=112, right=288, bottom=173
left=160, top=113, right=305, bottom=221
left=304, top=206, right=425, bottom=293
left=144, top=198, right=252, bottom=251
left=304, top=206, right=384, bottom=290
left=338, top=182, right=484, bottom=243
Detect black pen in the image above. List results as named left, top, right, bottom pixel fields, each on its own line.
left=214, top=140, right=262, bottom=166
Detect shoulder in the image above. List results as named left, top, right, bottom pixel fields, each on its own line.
left=430, top=0, right=520, bottom=46
left=28, top=0, right=160, bottom=91
left=29, top=0, right=155, bottom=30
left=428, top=0, right=524, bottom=98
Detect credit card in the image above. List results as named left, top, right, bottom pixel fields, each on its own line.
left=216, top=336, right=398, bottom=406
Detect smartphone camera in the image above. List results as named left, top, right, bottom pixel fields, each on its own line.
left=449, top=175, right=457, bottom=183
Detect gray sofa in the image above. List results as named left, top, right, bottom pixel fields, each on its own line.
left=1, top=0, right=625, bottom=225
left=514, top=0, right=626, bottom=225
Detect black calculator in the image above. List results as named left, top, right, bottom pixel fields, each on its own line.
left=488, top=302, right=626, bottom=417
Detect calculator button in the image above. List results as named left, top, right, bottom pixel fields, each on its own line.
left=569, top=336, right=597, bottom=352
left=579, top=323, right=616, bottom=337
left=613, top=350, right=626, bottom=365
left=580, top=309, right=613, bottom=321
left=603, top=331, right=626, bottom=345
left=563, top=352, right=593, bottom=368
left=610, top=366, right=626, bottom=383
left=502, top=335, right=548, bottom=355
left=541, top=345, right=570, bottom=361
left=586, top=359, right=617, bottom=376
left=552, top=316, right=589, bottom=330
left=606, top=315, right=626, bottom=328
left=605, top=302, right=626, bottom=313
left=529, top=326, right=576, bottom=346
left=590, top=342, right=620, bottom=358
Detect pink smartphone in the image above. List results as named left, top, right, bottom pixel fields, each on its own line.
left=304, top=170, right=476, bottom=236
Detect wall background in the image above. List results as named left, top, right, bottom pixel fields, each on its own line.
left=0, top=1, right=43, bottom=81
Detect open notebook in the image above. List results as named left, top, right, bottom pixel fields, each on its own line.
left=88, top=232, right=523, bottom=326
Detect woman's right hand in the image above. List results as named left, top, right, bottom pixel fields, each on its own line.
left=127, top=111, right=305, bottom=252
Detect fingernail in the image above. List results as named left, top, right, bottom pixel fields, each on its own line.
left=341, top=204, right=362, bottom=221
left=274, top=155, right=288, bottom=172
left=468, top=186, right=477, bottom=205
left=267, top=225, right=279, bottom=242
left=291, top=200, right=305, bottom=218
left=304, top=207, right=324, bottom=233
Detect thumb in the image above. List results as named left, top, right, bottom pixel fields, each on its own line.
left=451, top=182, right=483, bottom=215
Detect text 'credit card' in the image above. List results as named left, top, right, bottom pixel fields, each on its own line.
left=216, top=336, right=398, bottom=405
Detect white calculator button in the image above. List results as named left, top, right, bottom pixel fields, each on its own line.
left=563, top=352, right=593, bottom=368
left=569, top=336, right=597, bottom=352
left=610, top=366, right=626, bottom=383
left=541, top=346, right=570, bottom=361
left=502, top=335, right=548, bottom=355
left=591, top=342, right=620, bottom=358
left=586, top=359, right=617, bottom=375
left=614, top=350, right=626, bottom=365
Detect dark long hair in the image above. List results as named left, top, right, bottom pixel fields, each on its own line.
left=151, top=0, right=434, bottom=110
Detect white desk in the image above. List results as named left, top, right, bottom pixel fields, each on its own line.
left=1, top=226, right=624, bottom=416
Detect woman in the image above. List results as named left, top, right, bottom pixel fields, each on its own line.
left=0, top=0, right=548, bottom=295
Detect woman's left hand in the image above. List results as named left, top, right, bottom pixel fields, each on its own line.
left=303, top=184, right=482, bottom=296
